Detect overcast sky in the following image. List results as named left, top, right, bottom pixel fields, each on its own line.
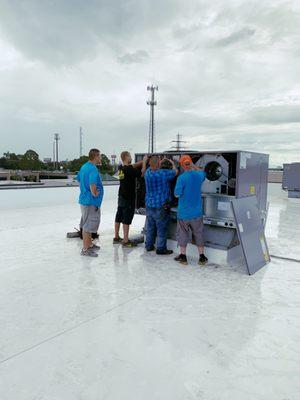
left=0, top=0, right=299, bottom=166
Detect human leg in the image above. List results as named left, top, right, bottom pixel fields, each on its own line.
left=190, top=217, right=208, bottom=265
left=174, top=219, right=190, bottom=264
left=155, top=208, right=172, bottom=254
left=114, top=206, right=123, bottom=243
left=145, top=207, right=157, bottom=250
left=80, top=206, right=100, bottom=256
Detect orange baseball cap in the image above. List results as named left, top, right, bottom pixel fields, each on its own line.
left=179, top=155, right=193, bottom=166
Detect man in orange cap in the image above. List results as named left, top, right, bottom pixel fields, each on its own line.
left=174, top=154, right=208, bottom=265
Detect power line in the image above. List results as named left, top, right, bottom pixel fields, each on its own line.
left=171, top=133, right=187, bottom=151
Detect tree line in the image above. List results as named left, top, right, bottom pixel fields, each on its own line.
left=0, top=150, right=114, bottom=174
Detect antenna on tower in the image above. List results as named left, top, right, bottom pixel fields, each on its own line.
left=79, top=127, right=83, bottom=157
left=171, top=133, right=186, bottom=151
left=147, top=85, right=158, bottom=153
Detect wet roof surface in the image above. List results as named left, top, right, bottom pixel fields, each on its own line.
left=0, top=184, right=299, bottom=400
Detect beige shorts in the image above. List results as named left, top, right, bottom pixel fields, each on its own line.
left=176, top=217, right=204, bottom=247
left=80, top=205, right=101, bottom=233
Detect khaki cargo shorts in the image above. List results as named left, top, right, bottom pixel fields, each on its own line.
left=80, top=205, right=101, bottom=233
left=176, top=217, right=204, bottom=247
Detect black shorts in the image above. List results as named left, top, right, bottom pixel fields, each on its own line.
left=115, top=196, right=135, bottom=225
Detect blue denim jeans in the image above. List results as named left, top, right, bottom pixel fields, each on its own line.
left=145, top=207, right=170, bottom=251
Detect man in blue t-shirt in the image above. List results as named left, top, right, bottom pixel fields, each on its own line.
left=77, top=149, right=104, bottom=257
left=174, top=155, right=208, bottom=266
left=142, top=155, right=178, bottom=255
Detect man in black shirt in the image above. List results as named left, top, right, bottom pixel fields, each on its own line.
left=113, top=151, right=143, bottom=247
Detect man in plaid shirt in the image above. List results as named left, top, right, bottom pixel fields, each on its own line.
left=143, top=155, right=178, bottom=255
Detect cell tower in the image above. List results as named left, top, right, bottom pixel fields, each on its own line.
left=171, top=133, right=186, bottom=151
left=54, top=133, right=60, bottom=168
left=147, top=85, right=158, bottom=153
left=79, top=127, right=83, bottom=157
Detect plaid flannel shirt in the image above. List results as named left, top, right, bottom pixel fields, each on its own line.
left=144, top=168, right=176, bottom=208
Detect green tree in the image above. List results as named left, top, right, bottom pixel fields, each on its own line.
left=1, top=152, right=22, bottom=169
left=100, top=154, right=113, bottom=174
left=66, top=156, right=89, bottom=172
left=19, top=149, right=43, bottom=170
left=66, top=153, right=113, bottom=175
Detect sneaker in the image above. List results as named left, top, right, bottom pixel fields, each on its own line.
left=146, top=246, right=155, bottom=252
left=198, top=254, right=208, bottom=265
left=81, top=248, right=98, bottom=257
left=156, top=249, right=173, bottom=255
left=174, top=254, right=188, bottom=265
left=122, top=240, right=137, bottom=248
left=113, top=236, right=123, bottom=244
left=90, top=244, right=100, bottom=251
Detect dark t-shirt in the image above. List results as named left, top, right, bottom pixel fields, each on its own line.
left=118, top=165, right=141, bottom=202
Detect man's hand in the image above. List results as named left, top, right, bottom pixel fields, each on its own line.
left=90, top=184, right=99, bottom=197
left=167, top=158, right=179, bottom=175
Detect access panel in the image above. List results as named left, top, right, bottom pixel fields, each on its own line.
left=231, top=196, right=270, bottom=275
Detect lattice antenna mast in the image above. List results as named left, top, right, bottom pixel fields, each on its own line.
left=147, top=85, right=158, bottom=153
left=171, top=133, right=186, bottom=151
left=79, top=127, right=83, bottom=157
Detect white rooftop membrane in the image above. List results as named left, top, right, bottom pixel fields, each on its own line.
left=0, top=184, right=299, bottom=400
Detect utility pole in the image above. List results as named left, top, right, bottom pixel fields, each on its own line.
left=171, top=133, right=186, bottom=151
left=52, top=141, right=55, bottom=167
left=79, top=127, right=83, bottom=158
left=54, top=133, right=60, bottom=169
left=147, top=85, right=158, bottom=153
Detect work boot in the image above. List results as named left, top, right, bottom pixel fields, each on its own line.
left=113, top=236, right=123, bottom=244
left=146, top=246, right=155, bottom=252
left=81, top=248, right=98, bottom=257
left=198, top=254, right=208, bottom=266
left=174, top=254, right=188, bottom=265
left=122, top=240, right=137, bottom=248
left=156, top=249, right=173, bottom=255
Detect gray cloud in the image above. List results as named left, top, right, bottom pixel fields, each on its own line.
left=0, top=0, right=299, bottom=167
left=248, top=105, right=300, bottom=124
left=215, top=27, right=256, bottom=47
left=118, top=50, right=150, bottom=64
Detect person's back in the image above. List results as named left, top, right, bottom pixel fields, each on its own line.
left=175, top=170, right=206, bottom=220
left=145, top=168, right=175, bottom=208
left=114, top=151, right=143, bottom=247
left=174, top=155, right=208, bottom=266
left=143, top=155, right=177, bottom=255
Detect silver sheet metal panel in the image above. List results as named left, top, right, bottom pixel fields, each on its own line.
left=282, top=162, right=300, bottom=192
left=231, top=196, right=270, bottom=275
left=236, top=152, right=269, bottom=213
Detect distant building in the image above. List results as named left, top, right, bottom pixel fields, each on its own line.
left=43, top=158, right=52, bottom=163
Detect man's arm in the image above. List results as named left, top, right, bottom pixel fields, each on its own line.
left=132, top=160, right=143, bottom=169
left=141, top=155, right=149, bottom=177
left=167, top=158, right=179, bottom=175
left=89, top=169, right=100, bottom=197
left=191, top=164, right=202, bottom=171
left=174, top=176, right=183, bottom=198
left=90, top=183, right=99, bottom=197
